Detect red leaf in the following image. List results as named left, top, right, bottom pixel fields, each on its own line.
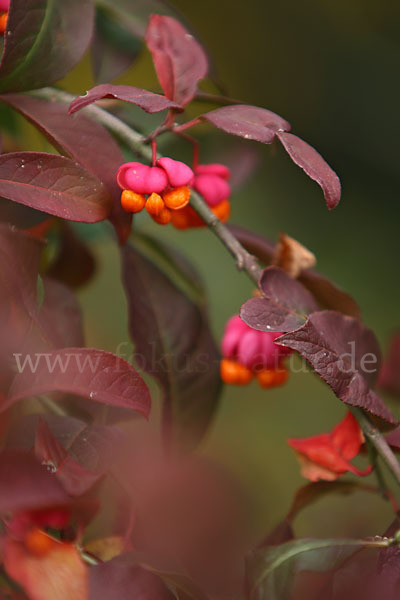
left=5, top=348, right=151, bottom=417
left=0, top=450, right=68, bottom=514
left=240, top=266, right=319, bottom=333
left=0, top=0, right=94, bottom=93
left=69, top=83, right=182, bottom=114
left=4, top=537, right=88, bottom=600
left=0, top=152, right=112, bottom=223
left=145, top=15, right=208, bottom=107
left=0, top=94, right=130, bottom=244
left=277, top=131, right=341, bottom=209
left=278, top=311, right=395, bottom=423
left=202, top=105, right=290, bottom=143
left=288, top=411, right=371, bottom=481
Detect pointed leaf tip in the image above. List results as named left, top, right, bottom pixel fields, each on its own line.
left=202, top=104, right=291, bottom=143
left=277, top=132, right=341, bottom=209
left=69, top=84, right=182, bottom=115
left=145, top=15, right=208, bottom=106
left=0, top=0, right=94, bottom=93
left=278, top=310, right=394, bottom=423
left=6, top=348, right=151, bottom=418
left=240, top=266, right=319, bottom=333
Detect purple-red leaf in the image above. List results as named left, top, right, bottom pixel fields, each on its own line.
left=240, top=266, right=319, bottom=333
left=0, top=0, right=94, bottom=93
left=0, top=450, right=67, bottom=514
left=0, top=152, right=112, bottom=223
left=0, top=224, right=44, bottom=369
left=202, top=105, right=290, bottom=144
left=247, top=537, right=367, bottom=600
left=0, top=223, right=43, bottom=321
left=287, top=481, right=380, bottom=522
left=37, top=277, right=85, bottom=350
left=7, top=413, right=124, bottom=476
left=121, top=238, right=221, bottom=450
left=222, top=144, right=261, bottom=191
left=145, top=15, right=208, bottom=107
left=277, top=311, right=394, bottom=423
left=89, top=559, right=175, bottom=600
left=35, top=419, right=106, bottom=496
left=299, top=270, right=360, bottom=320
left=69, top=84, right=181, bottom=115
left=5, top=348, right=151, bottom=417
left=277, top=131, right=341, bottom=209
left=378, top=333, right=400, bottom=398
left=46, top=224, right=96, bottom=290
left=385, top=426, right=400, bottom=450
left=0, top=94, right=130, bottom=243
left=229, top=225, right=360, bottom=318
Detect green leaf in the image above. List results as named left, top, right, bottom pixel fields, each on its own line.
left=92, top=7, right=142, bottom=84
left=96, top=0, right=175, bottom=37
left=0, top=0, right=94, bottom=93
left=247, top=538, right=367, bottom=600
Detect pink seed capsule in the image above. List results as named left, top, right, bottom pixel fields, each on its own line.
left=117, top=162, right=168, bottom=194
left=192, top=173, right=231, bottom=207
left=195, top=163, right=231, bottom=179
left=157, top=157, right=194, bottom=187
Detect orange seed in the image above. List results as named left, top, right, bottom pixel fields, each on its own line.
left=24, top=528, right=56, bottom=557
left=152, top=207, right=172, bottom=225
left=212, top=200, right=231, bottom=223
left=257, top=366, right=289, bottom=389
left=145, top=193, right=165, bottom=217
left=220, top=359, right=253, bottom=385
left=121, top=190, right=146, bottom=213
left=0, top=13, right=8, bottom=35
left=163, top=186, right=191, bottom=210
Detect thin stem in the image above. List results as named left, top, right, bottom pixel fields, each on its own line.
left=365, top=436, right=388, bottom=498
left=38, top=395, right=68, bottom=417
left=32, top=87, right=153, bottom=162
left=194, top=91, right=242, bottom=105
left=33, top=87, right=261, bottom=279
left=173, top=130, right=199, bottom=170
left=173, top=118, right=202, bottom=134
left=81, top=551, right=100, bottom=566
left=351, top=407, right=400, bottom=487
left=151, top=139, right=157, bottom=166
left=32, top=86, right=400, bottom=489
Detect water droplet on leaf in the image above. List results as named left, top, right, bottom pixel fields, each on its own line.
left=42, top=460, right=57, bottom=473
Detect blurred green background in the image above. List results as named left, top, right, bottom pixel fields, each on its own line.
left=8, top=0, right=400, bottom=544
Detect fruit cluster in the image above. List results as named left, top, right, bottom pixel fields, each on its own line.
left=0, top=0, right=9, bottom=34
left=220, top=315, right=292, bottom=389
left=171, top=163, right=231, bottom=229
left=117, top=158, right=231, bottom=228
